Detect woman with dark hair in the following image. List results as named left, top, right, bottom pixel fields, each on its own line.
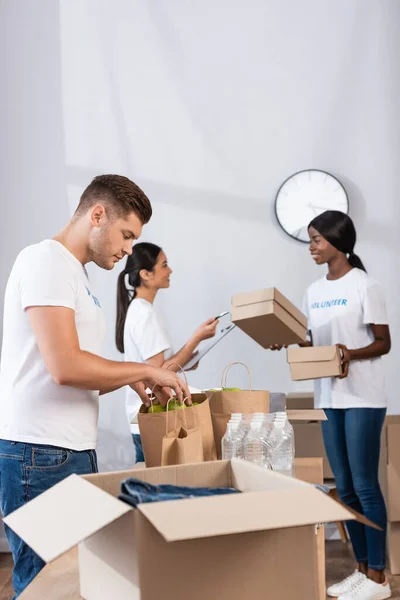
left=274, top=210, right=391, bottom=600
left=116, top=242, right=218, bottom=462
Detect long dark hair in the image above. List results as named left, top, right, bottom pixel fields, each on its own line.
left=116, top=242, right=162, bottom=353
left=308, top=210, right=366, bottom=272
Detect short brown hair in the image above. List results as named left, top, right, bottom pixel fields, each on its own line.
left=75, top=174, right=152, bottom=224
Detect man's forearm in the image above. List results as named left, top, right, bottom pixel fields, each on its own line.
left=56, top=350, right=151, bottom=390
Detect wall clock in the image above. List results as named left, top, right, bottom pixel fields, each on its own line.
left=275, top=169, right=349, bottom=243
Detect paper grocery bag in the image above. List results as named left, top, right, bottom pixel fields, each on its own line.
left=138, top=393, right=217, bottom=467
left=161, top=426, right=204, bottom=466
left=209, top=362, right=270, bottom=458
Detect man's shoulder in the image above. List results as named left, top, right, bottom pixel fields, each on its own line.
left=16, top=240, right=71, bottom=269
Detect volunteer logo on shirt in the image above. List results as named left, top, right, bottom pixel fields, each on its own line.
left=85, top=286, right=101, bottom=308
left=311, top=298, right=347, bottom=309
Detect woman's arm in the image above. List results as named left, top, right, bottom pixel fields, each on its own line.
left=340, top=324, right=391, bottom=364
left=144, top=319, right=218, bottom=372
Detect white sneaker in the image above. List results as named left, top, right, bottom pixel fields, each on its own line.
left=338, top=577, right=391, bottom=600
left=327, top=571, right=366, bottom=597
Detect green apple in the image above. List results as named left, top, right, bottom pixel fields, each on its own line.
left=147, top=403, right=166, bottom=414
left=167, top=400, right=184, bottom=411
left=191, top=401, right=201, bottom=406
left=223, top=387, right=242, bottom=392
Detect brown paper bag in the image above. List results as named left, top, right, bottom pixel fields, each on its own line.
left=161, top=426, right=204, bottom=466
left=138, top=393, right=216, bottom=467
left=209, top=362, right=270, bottom=458
left=161, top=401, right=204, bottom=465
left=161, top=398, right=204, bottom=466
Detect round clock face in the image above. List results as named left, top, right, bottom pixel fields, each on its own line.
left=275, top=169, right=349, bottom=243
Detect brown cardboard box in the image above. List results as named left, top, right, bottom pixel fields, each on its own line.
left=286, top=391, right=315, bottom=410
left=379, top=418, right=400, bottom=574
left=5, top=459, right=375, bottom=600
left=385, top=423, right=400, bottom=522
left=231, top=287, right=307, bottom=348
left=291, top=412, right=334, bottom=480
left=388, top=522, right=400, bottom=575
left=294, top=458, right=325, bottom=600
left=287, top=346, right=343, bottom=381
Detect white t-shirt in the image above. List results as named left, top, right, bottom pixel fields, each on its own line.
left=124, top=298, right=172, bottom=433
left=0, top=240, right=106, bottom=450
left=303, top=268, right=388, bottom=409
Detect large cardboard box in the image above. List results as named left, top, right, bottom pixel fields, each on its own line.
left=294, top=458, right=325, bottom=600
left=388, top=522, right=400, bottom=575
left=286, top=391, right=314, bottom=410
left=231, top=287, right=307, bottom=348
left=287, top=346, right=343, bottom=381
left=5, top=460, right=375, bottom=600
left=380, top=418, right=400, bottom=574
left=288, top=403, right=334, bottom=479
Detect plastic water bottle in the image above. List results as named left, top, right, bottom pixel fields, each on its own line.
left=221, top=422, right=240, bottom=460
left=267, top=412, right=295, bottom=477
left=234, top=414, right=253, bottom=460
left=244, top=416, right=271, bottom=468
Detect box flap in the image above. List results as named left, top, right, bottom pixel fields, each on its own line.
left=287, top=346, right=338, bottom=364
left=137, top=481, right=361, bottom=542
left=3, top=474, right=131, bottom=563
left=287, top=409, right=327, bottom=422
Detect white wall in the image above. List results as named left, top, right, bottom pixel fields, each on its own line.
left=1, top=0, right=399, bottom=477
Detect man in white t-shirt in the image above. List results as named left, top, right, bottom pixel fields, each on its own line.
left=0, top=174, right=189, bottom=598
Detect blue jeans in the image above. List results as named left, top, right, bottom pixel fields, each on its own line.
left=0, top=440, right=98, bottom=598
left=119, top=477, right=239, bottom=508
left=322, top=408, right=387, bottom=570
left=132, top=434, right=145, bottom=463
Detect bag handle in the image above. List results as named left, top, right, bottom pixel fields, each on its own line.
left=165, top=397, right=198, bottom=436
left=149, top=377, right=180, bottom=410
left=165, top=363, right=189, bottom=386
left=221, top=362, right=253, bottom=391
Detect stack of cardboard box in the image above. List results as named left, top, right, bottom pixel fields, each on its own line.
left=286, top=392, right=334, bottom=479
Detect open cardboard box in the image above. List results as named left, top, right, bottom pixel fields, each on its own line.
left=4, top=459, right=377, bottom=600
left=286, top=391, right=315, bottom=410
left=287, top=346, right=343, bottom=381
left=231, top=287, right=307, bottom=348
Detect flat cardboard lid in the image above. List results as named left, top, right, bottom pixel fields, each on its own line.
left=287, top=346, right=338, bottom=364
left=3, top=474, right=131, bottom=563
left=232, top=287, right=307, bottom=329
left=286, top=409, right=327, bottom=422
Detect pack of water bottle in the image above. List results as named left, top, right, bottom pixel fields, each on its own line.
left=221, top=411, right=295, bottom=477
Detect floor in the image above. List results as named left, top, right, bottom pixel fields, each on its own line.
left=0, top=542, right=399, bottom=599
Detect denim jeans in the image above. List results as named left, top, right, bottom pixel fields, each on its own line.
left=132, top=434, right=145, bottom=463
left=119, top=477, right=239, bottom=508
left=0, top=439, right=98, bottom=598
left=322, top=408, right=387, bottom=570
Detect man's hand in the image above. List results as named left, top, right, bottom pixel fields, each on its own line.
left=130, top=366, right=191, bottom=407
left=336, top=344, right=350, bottom=379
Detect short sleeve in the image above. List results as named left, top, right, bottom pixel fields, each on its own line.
left=302, top=291, right=309, bottom=322
left=362, top=281, right=388, bottom=325
left=18, top=247, right=77, bottom=311
left=127, top=307, right=171, bottom=361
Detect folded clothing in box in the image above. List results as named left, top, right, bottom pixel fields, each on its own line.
left=119, top=477, right=239, bottom=508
